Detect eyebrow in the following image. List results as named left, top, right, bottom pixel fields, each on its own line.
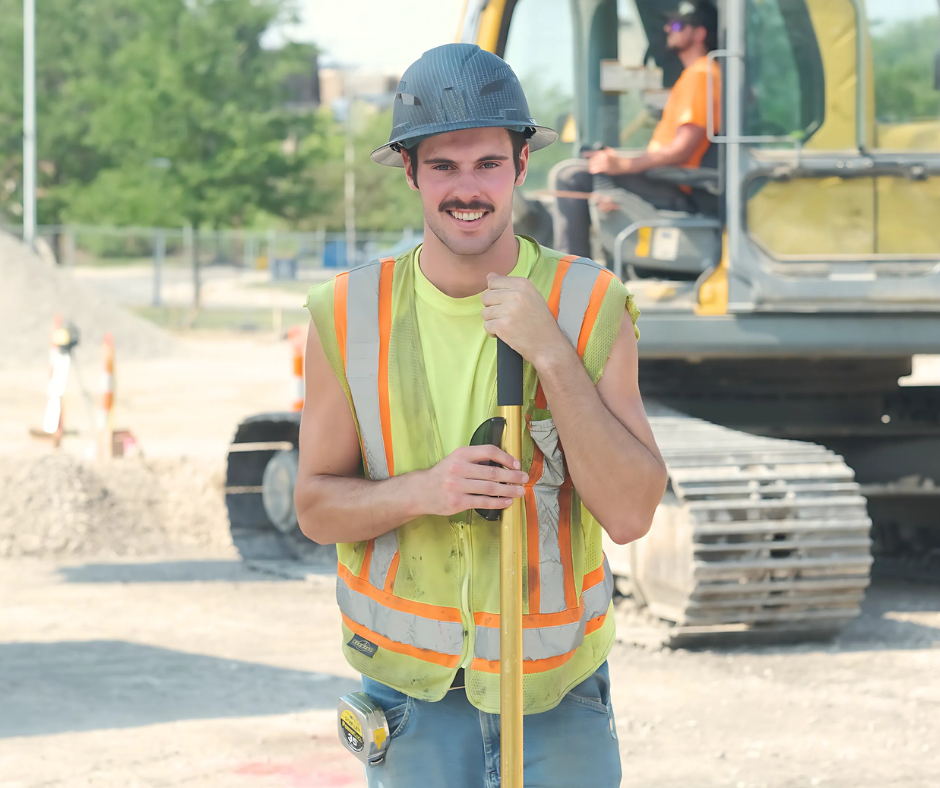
left=422, top=154, right=511, bottom=165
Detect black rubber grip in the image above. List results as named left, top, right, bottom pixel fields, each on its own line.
left=497, top=338, right=523, bottom=406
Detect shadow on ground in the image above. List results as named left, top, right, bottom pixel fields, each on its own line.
left=618, top=578, right=940, bottom=655
left=58, top=559, right=335, bottom=584
left=0, top=640, right=358, bottom=738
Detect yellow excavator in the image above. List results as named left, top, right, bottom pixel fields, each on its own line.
left=225, top=0, right=940, bottom=643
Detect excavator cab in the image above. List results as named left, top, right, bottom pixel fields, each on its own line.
left=464, top=0, right=940, bottom=306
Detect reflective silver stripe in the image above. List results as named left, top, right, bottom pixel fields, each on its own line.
left=529, top=419, right=567, bottom=615
left=337, top=574, right=464, bottom=656
left=556, top=258, right=602, bottom=348
left=345, top=262, right=389, bottom=481
left=368, top=532, right=399, bottom=589
left=473, top=558, right=613, bottom=662
left=344, top=263, right=399, bottom=590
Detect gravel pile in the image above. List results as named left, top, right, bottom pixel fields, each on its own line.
left=0, top=231, right=176, bottom=370
left=0, top=453, right=235, bottom=559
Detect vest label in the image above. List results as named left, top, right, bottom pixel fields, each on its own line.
left=347, top=634, right=378, bottom=658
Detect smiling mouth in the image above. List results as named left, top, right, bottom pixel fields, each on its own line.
left=446, top=209, right=487, bottom=223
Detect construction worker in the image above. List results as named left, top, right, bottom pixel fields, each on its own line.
left=296, top=43, right=667, bottom=787
left=553, top=0, right=721, bottom=258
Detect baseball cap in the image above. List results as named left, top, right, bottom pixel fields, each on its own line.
left=666, top=0, right=718, bottom=33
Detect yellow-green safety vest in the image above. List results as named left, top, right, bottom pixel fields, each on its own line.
left=305, top=239, right=637, bottom=714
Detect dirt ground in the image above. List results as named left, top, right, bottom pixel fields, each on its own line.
left=2, top=328, right=939, bottom=788
left=1, top=558, right=937, bottom=788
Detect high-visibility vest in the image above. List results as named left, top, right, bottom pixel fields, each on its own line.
left=305, top=238, right=636, bottom=715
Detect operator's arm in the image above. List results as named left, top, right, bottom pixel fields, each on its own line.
left=482, top=277, right=667, bottom=545
left=294, top=321, right=527, bottom=545
left=588, top=123, right=706, bottom=175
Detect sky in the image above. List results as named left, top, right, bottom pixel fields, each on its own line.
left=279, top=0, right=466, bottom=74
left=272, top=0, right=937, bottom=74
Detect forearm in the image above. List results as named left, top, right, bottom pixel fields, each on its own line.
left=535, top=344, right=666, bottom=544
left=295, top=470, right=427, bottom=545
left=621, top=147, right=688, bottom=173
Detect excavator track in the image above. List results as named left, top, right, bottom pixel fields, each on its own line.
left=225, top=412, right=335, bottom=566
left=618, top=406, right=873, bottom=647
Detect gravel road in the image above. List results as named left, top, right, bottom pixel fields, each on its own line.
left=0, top=558, right=937, bottom=788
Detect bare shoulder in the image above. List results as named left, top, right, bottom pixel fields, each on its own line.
left=299, top=320, right=362, bottom=479
left=595, top=312, right=662, bottom=460
left=596, top=312, right=640, bottom=403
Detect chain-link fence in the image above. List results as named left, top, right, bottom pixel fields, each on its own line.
left=4, top=224, right=420, bottom=331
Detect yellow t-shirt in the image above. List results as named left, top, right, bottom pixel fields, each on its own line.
left=413, top=236, right=537, bottom=457
left=648, top=55, right=721, bottom=168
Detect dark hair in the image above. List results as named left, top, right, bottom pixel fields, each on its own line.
left=406, top=129, right=529, bottom=187
left=702, top=27, right=718, bottom=53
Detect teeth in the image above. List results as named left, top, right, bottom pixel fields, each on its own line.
left=451, top=211, right=484, bottom=221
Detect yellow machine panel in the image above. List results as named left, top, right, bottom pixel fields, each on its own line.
left=748, top=178, right=875, bottom=256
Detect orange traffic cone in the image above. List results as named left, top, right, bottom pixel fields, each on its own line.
left=288, top=326, right=305, bottom=412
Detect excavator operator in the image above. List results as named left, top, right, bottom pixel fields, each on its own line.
left=553, top=0, right=721, bottom=258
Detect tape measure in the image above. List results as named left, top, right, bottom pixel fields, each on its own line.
left=337, top=692, right=391, bottom=766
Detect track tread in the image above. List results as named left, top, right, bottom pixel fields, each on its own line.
left=634, top=406, right=873, bottom=643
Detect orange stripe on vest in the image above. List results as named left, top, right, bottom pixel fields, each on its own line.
left=342, top=614, right=462, bottom=669
left=577, top=270, right=615, bottom=359
left=338, top=563, right=463, bottom=623
left=469, top=611, right=609, bottom=674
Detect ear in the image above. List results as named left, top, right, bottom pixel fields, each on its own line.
left=515, top=142, right=530, bottom=187
left=693, top=25, right=708, bottom=47
left=402, top=147, right=419, bottom=191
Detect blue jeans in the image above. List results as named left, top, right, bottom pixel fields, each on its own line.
left=361, top=662, right=621, bottom=788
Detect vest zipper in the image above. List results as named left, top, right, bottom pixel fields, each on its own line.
left=456, top=520, right=474, bottom=671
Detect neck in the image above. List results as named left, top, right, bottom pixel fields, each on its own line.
left=679, top=45, right=707, bottom=68
left=418, top=224, right=520, bottom=298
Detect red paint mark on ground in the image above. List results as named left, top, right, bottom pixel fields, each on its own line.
left=234, top=761, right=359, bottom=788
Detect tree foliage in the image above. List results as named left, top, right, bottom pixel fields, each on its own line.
left=0, top=0, right=335, bottom=230
left=871, top=16, right=940, bottom=125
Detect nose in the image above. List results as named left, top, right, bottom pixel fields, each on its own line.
left=450, top=168, right=482, bottom=205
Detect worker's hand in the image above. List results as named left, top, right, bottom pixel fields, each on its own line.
left=421, top=446, right=528, bottom=517
left=482, top=274, right=569, bottom=370
left=587, top=147, right=632, bottom=175
left=593, top=194, right=621, bottom=213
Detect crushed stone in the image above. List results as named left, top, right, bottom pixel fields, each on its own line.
left=0, top=231, right=176, bottom=370
left=0, top=453, right=235, bottom=559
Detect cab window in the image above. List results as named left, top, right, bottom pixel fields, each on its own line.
left=866, top=0, right=940, bottom=150
left=744, top=0, right=825, bottom=142
left=502, top=0, right=576, bottom=190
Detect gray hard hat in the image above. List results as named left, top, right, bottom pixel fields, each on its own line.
left=371, top=43, right=558, bottom=167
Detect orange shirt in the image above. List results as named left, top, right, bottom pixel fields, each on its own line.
left=648, top=56, right=721, bottom=168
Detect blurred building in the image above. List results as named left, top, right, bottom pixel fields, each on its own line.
left=282, top=45, right=322, bottom=111
left=318, top=67, right=400, bottom=122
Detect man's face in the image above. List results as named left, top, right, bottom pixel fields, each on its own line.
left=665, top=20, right=697, bottom=52
left=402, top=127, right=528, bottom=258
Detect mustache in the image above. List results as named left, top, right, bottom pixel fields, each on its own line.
left=439, top=200, right=495, bottom=213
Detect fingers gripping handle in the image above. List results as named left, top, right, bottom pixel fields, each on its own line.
left=497, top=339, right=523, bottom=407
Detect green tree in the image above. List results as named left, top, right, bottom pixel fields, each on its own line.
left=350, top=107, right=424, bottom=233
left=871, top=16, right=940, bottom=124
left=0, top=0, right=334, bottom=232
left=297, top=106, right=424, bottom=234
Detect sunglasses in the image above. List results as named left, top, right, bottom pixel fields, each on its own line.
left=469, top=416, right=507, bottom=522
left=666, top=20, right=689, bottom=32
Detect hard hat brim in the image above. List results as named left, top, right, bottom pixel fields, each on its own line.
left=370, top=123, right=559, bottom=168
